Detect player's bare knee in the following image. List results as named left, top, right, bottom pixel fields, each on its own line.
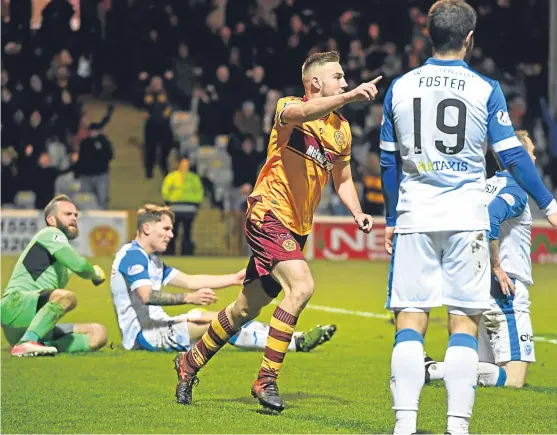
left=50, top=289, right=78, bottom=311
left=89, top=324, right=108, bottom=350
left=228, top=301, right=259, bottom=326
left=396, top=311, right=428, bottom=335
left=287, top=278, right=314, bottom=308
left=449, top=313, right=480, bottom=336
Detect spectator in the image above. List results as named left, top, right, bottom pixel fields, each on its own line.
left=233, top=100, right=262, bottom=139
left=74, top=123, right=114, bottom=209
left=361, top=152, right=384, bottom=217
left=227, top=134, right=264, bottom=212
left=245, top=65, right=269, bottom=112
left=161, top=156, right=204, bottom=255
left=172, top=42, right=201, bottom=110
left=33, top=152, right=72, bottom=209
left=143, top=76, right=175, bottom=178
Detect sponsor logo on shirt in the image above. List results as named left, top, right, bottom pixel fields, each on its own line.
left=128, top=264, right=145, bottom=275
left=496, top=110, right=512, bottom=126
left=417, top=160, right=469, bottom=173
left=53, top=233, right=67, bottom=243
left=500, top=193, right=516, bottom=206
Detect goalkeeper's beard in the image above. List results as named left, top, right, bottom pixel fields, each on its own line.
left=55, top=217, right=79, bottom=240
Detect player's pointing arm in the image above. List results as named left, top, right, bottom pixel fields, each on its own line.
left=280, top=52, right=381, bottom=126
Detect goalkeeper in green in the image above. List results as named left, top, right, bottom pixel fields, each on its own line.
left=1, top=194, right=108, bottom=357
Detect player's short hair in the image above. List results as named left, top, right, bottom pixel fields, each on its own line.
left=44, top=194, right=75, bottom=224
left=515, top=130, right=531, bottom=147
left=428, top=0, right=477, bottom=53
left=302, top=51, right=340, bottom=80
left=492, top=130, right=532, bottom=171
left=136, top=204, right=175, bottom=231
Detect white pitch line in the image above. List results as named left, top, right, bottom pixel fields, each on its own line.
left=302, top=303, right=392, bottom=320
left=535, top=337, right=557, bottom=345
left=272, top=300, right=557, bottom=345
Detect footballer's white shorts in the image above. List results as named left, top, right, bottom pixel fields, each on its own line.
left=135, top=322, right=191, bottom=352
left=478, top=278, right=535, bottom=364
left=387, top=230, right=490, bottom=312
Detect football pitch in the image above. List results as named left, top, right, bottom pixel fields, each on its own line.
left=2, top=256, right=557, bottom=434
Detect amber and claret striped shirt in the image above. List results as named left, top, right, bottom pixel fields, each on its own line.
left=247, top=96, right=352, bottom=236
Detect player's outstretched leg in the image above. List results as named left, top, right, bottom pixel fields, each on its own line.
left=174, top=309, right=237, bottom=405
left=252, top=260, right=314, bottom=413
left=174, top=280, right=273, bottom=405
left=43, top=323, right=108, bottom=353
left=228, top=321, right=336, bottom=353
left=9, top=289, right=76, bottom=357
left=295, top=324, right=337, bottom=352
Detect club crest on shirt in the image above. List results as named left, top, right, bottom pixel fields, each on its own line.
left=496, top=110, right=512, bottom=126
left=282, top=239, right=297, bottom=252
left=334, top=131, right=346, bottom=146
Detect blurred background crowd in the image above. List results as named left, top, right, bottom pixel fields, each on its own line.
left=2, top=0, right=556, bottom=253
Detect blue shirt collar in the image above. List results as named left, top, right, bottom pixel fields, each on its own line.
left=131, top=239, right=148, bottom=253
left=425, top=57, right=468, bottom=68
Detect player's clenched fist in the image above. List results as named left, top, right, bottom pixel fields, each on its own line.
left=345, top=76, right=382, bottom=103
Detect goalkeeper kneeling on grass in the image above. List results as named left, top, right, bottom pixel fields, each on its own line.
left=1, top=194, right=108, bottom=357
left=110, top=204, right=336, bottom=353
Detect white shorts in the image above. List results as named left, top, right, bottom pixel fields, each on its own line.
left=478, top=278, right=535, bottom=364
left=136, top=322, right=191, bottom=352
left=387, top=231, right=490, bottom=311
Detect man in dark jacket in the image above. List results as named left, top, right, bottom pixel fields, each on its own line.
left=74, top=122, right=114, bottom=209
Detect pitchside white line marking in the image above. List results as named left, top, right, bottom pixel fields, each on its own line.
left=271, top=300, right=557, bottom=345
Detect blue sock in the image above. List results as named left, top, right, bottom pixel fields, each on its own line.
left=19, top=331, right=40, bottom=343
left=496, top=367, right=507, bottom=387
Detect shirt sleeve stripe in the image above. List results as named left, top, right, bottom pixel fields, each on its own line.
left=162, top=268, right=179, bottom=286
left=130, top=279, right=152, bottom=291
left=492, top=136, right=521, bottom=153
left=380, top=141, right=398, bottom=152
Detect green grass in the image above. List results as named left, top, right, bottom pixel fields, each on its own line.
left=2, top=257, right=557, bottom=434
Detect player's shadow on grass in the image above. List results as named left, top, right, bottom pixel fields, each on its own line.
left=427, top=382, right=557, bottom=397
left=216, top=391, right=353, bottom=408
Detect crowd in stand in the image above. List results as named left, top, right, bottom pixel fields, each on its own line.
left=2, top=0, right=555, bottom=216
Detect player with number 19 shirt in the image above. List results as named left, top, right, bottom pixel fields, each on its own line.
left=379, top=2, right=557, bottom=434
left=380, top=57, right=556, bottom=311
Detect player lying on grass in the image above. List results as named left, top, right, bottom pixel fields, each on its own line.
left=1, top=194, right=108, bottom=357
left=110, top=204, right=336, bottom=352
left=425, top=131, right=538, bottom=389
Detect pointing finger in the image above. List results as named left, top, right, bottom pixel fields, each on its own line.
left=370, top=75, right=383, bottom=85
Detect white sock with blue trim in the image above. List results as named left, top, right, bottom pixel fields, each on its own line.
left=444, top=333, right=479, bottom=434
left=391, top=328, right=425, bottom=434
left=477, top=362, right=506, bottom=387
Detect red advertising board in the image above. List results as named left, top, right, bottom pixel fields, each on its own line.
left=531, top=225, right=557, bottom=264
left=307, top=217, right=391, bottom=261
left=307, top=217, right=557, bottom=264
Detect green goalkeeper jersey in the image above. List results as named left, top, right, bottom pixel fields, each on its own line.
left=3, top=226, right=96, bottom=295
